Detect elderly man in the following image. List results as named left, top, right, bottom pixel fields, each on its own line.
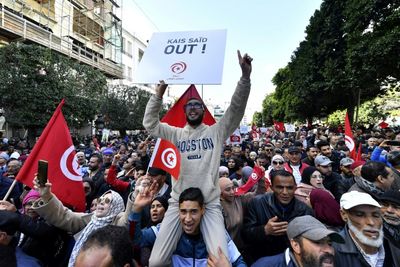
left=242, top=170, right=313, bottom=264
left=252, top=215, right=344, bottom=267
left=334, top=191, right=394, bottom=266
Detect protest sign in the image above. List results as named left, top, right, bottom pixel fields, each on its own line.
left=134, top=29, right=227, bottom=84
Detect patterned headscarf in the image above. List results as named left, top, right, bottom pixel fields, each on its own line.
left=68, top=190, right=125, bottom=267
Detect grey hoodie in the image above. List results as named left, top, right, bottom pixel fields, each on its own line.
left=143, top=77, right=251, bottom=202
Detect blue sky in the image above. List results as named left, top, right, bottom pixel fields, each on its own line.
left=126, top=0, right=322, bottom=122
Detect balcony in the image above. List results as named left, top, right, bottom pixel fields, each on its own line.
left=0, top=6, right=122, bottom=78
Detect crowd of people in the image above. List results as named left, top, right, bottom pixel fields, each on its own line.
left=0, top=51, right=400, bottom=267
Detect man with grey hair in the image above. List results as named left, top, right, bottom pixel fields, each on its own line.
left=252, top=215, right=344, bottom=267
left=334, top=191, right=394, bottom=266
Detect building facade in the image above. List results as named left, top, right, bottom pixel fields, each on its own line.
left=0, top=0, right=123, bottom=78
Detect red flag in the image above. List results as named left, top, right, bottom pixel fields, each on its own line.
left=378, top=121, right=389, bottom=129
left=161, top=84, right=216, bottom=128
left=148, top=138, right=181, bottom=179
left=229, top=128, right=242, bottom=145
left=234, top=165, right=265, bottom=196
left=344, top=112, right=356, bottom=160
left=16, top=100, right=85, bottom=211
left=251, top=123, right=260, bottom=140
left=355, top=142, right=363, bottom=161
left=273, top=121, right=285, bottom=132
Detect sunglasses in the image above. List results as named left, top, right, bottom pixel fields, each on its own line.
left=265, top=149, right=274, bottom=151
left=184, top=103, right=203, bottom=111
left=98, top=196, right=112, bottom=204
left=272, top=161, right=284, bottom=165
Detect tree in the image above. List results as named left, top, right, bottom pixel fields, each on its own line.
left=263, top=0, right=399, bottom=124
left=100, top=85, right=157, bottom=136
left=0, top=43, right=106, bottom=136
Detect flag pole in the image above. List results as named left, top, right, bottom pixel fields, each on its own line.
left=2, top=179, right=18, bottom=201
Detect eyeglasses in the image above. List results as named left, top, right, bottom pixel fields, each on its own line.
left=184, top=103, right=203, bottom=111
left=272, top=161, right=284, bottom=165
left=98, top=196, right=112, bottom=204
left=265, top=149, right=274, bottom=152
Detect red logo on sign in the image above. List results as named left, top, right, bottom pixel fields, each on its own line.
left=171, top=61, right=187, bottom=74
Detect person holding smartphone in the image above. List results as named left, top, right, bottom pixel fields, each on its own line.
left=371, top=138, right=400, bottom=168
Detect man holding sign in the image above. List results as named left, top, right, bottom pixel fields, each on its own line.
left=143, top=50, right=252, bottom=266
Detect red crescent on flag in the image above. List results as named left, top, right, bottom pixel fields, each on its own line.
left=344, top=135, right=355, bottom=151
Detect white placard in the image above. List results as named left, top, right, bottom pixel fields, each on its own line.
left=240, top=125, right=249, bottom=134
left=284, top=123, right=296, bottom=133
left=134, top=29, right=227, bottom=85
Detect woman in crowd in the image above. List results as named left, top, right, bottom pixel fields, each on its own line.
left=295, top=166, right=330, bottom=203
left=32, top=179, right=133, bottom=267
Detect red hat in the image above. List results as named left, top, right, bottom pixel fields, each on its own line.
left=350, top=160, right=365, bottom=171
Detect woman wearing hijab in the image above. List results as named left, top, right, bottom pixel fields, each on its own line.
left=309, top=189, right=344, bottom=230
left=295, top=166, right=331, bottom=203
left=32, top=179, right=133, bottom=267
left=0, top=189, right=73, bottom=266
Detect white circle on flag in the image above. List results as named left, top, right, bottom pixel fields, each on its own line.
left=60, top=145, right=82, bottom=181
left=161, top=148, right=177, bottom=169
left=345, top=135, right=355, bottom=151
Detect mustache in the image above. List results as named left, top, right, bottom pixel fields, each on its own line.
left=319, top=253, right=334, bottom=264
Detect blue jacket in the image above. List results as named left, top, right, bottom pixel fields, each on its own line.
left=129, top=212, right=247, bottom=267
left=251, top=249, right=296, bottom=267
left=371, top=147, right=392, bottom=167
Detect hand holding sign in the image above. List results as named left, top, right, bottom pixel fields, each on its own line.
left=155, top=80, right=168, bottom=98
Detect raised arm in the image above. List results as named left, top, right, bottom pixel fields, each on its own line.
left=217, top=51, right=253, bottom=140
left=142, top=80, right=178, bottom=140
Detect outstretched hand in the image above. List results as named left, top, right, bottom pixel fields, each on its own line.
left=0, top=200, right=17, bottom=212
left=155, top=80, right=168, bottom=98
left=237, top=50, right=253, bottom=79
left=33, top=176, right=53, bottom=203
left=133, top=181, right=159, bottom=212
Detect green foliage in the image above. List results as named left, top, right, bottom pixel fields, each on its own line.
left=100, top=85, right=154, bottom=135
left=0, top=43, right=106, bottom=131
left=264, top=0, right=399, bottom=124
left=327, top=87, right=400, bottom=126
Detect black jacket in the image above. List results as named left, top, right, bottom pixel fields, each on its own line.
left=242, top=193, right=313, bottom=264
left=333, top=226, right=393, bottom=267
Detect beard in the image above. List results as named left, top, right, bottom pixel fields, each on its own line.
left=300, top=244, right=334, bottom=267
left=348, top=219, right=383, bottom=248
left=186, top=113, right=204, bottom=126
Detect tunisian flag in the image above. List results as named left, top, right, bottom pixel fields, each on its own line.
left=344, top=112, right=356, bottom=160
left=148, top=138, right=181, bottom=179
left=273, top=121, right=285, bottom=132
left=161, top=84, right=216, bottom=128
left=16, top=100, right=85, bottom=211
left=234, top=165, right=265, bottom=196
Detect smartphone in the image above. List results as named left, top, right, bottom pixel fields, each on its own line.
left=37, top=160, right=48, bottom=186
left=387, top=141, right=400, bottom=146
